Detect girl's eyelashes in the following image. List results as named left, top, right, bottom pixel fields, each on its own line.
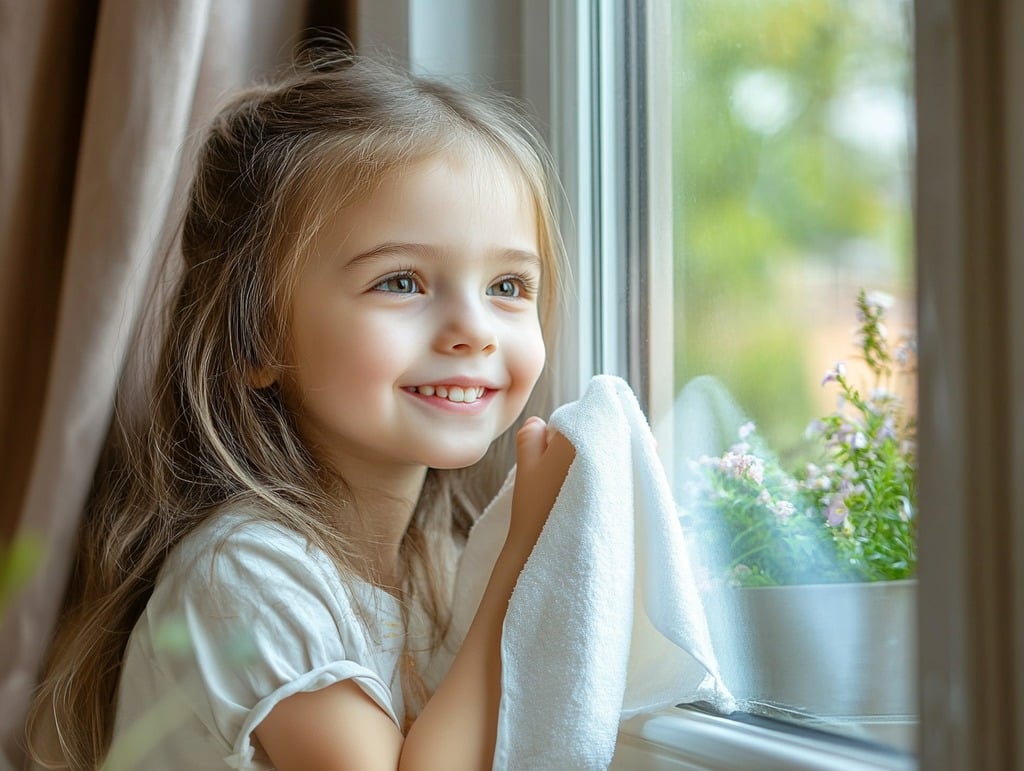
left=372, top=269, right=422, bottom=294
left=487, top=272, right=539, bottom=299
left=369, top=269, right=540, bottom=298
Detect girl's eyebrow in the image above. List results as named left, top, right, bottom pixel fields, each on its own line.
left=502, top=249, right=543, bottom=270
left=343, top=242, right=542, bottom=270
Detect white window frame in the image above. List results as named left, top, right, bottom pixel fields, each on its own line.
left=354, top=0, right=1024, bottom=768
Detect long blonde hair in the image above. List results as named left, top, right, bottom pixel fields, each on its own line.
left=26, top=53, right=565, bottom=769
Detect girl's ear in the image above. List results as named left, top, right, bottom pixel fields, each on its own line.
left=248, top=365, right=278, bottom=390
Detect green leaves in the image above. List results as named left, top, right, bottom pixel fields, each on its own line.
left=685, top=290, right=916, bottom=587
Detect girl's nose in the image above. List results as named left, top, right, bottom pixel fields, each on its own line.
left=433, top=296, right=498, bottom=355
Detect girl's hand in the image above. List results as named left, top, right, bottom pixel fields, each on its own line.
left=506, top=417, right=575, bottom=550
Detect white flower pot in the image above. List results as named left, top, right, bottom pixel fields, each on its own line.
left=707, top=579, right=917, bottom=718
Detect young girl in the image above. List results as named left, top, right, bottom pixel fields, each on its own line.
left=27, top=53, right=574, bottom=770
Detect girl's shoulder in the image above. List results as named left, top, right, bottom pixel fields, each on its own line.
left=168, top=506, right=317, bottom=570
left=154, top=505, right=377, bottom=622
left=163, top=505, right=334, bottom=583
left=144, top=504, right=398, bottom=652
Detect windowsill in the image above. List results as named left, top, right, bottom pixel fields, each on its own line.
left=610, top=706, right=916, bottom=771
left=736, top=700, right=917, bottom=754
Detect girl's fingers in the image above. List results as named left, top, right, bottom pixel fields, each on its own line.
left=516, top=417, right=548, bottom=467
left=509, top=418, right=575, bottom=547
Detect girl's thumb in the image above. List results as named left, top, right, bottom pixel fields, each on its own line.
left=516, top=416, right=547, bottom=466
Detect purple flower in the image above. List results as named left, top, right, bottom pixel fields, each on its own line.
left=865, top=290, right=894, bottom=310
left=805, top=419, right=825, bottom=439
left=894, top=339, right=917, bottom=367
left=878, top=416, right=897, bottom=441
left=739, top=454, right=765, bottom=485
left=719, top=450, right=766, bottom=485
left=769, top=500, right=796, bottom=521
left=727, top=563, right=753, bottom=587
left=810, top=475, right=832, bottom=492
left=824, top=496, right=849, bottom=526
left=821, top=361, right=847, bottom=387
left=868, top=387, right=894, bottom=407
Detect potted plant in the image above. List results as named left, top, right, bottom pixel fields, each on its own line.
left=682, top=290, right=917, bottom=722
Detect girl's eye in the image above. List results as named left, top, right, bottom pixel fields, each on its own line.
left=373, top=273, right=421, bottom=294
left=487, top=275, right=534, bottom=298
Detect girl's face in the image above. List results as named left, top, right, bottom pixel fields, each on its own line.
left=279, top=151, right=547, bottom=476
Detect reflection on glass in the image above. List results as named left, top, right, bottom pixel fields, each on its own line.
left=667, top=0, right=917, bottom=753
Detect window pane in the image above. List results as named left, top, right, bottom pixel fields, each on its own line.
left=664, top=0, right=916, bottom=753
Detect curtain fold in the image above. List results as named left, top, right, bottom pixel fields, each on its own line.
left=0, top=2, right=323, bottom=766
left=0, top=0, right=97, bottom=549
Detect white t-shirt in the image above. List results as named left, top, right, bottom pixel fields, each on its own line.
left=110, top=509, right=425, bottom=770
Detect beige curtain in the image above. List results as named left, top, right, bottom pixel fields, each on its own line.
left=0, top=1, right=344, bottom=766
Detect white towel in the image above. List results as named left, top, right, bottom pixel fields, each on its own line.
left=443, top=375, right=734, bottom=771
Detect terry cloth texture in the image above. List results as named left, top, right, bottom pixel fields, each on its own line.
left=446, top=375, right=735, bottom=771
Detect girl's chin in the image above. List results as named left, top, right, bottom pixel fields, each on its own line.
left=429, top=454, right=489, bottom=471
left=424, top=445, right=493, bottom=471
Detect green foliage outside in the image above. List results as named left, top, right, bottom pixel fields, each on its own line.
left=671, top=0, right=914, bottom=455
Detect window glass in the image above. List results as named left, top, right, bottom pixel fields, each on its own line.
left=663, top=0, right=916, bottom=752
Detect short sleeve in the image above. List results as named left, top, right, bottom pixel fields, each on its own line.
left=138, top=516, right=401, bottom=769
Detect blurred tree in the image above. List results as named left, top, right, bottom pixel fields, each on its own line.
left=671, top=0, right=913, bottom=455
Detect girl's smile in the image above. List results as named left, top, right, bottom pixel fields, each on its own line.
left=278, top=150, right=546, bottom=476
left=403, top=383, right=497, bottom=413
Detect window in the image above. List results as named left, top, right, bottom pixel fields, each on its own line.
left=582, top=1, right=1023, bottom=769
left=371, top=1, right=1024, bottom=767
left=664, top=0, right=917, bottom=754
left=550, top=0, right=918, bottom=767
left=548, top=0, right=917, bottom=765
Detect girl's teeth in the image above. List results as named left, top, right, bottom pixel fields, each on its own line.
left=415, top=385, right=485, bottom=403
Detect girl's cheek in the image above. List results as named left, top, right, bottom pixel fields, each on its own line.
left=515, top=332, right=547, bottom=397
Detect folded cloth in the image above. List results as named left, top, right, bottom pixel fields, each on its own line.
left=442, top=375, right=734, bottom=771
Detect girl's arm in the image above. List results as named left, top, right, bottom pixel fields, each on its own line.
left=255, top=417, right=575, bottom=771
